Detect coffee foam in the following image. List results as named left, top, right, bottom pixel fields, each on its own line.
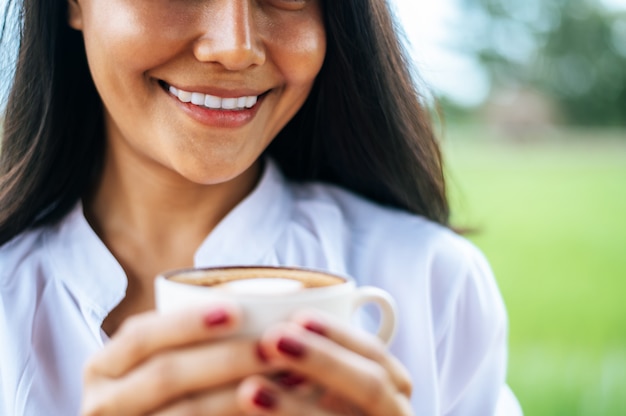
left=168, top=267, right=345, bottom=292
left=221, top=278, right=304, bottom=294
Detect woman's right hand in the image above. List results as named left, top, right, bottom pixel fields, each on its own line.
left=80, top=303, right=273, bottom=415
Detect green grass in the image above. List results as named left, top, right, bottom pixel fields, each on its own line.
left=443, top=126, right=626, bottom=415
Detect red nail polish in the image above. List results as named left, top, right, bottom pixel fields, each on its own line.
left=304, top=321, right=326, bottom=336
left=253, top=387, right=277, bottom=409
left=277, top=337, right=306, bottom=358
left=275, top=371, right=307, bottom=388
left=256, top=343, right=268, bottom=363
left=203, top=309, right=229, bottom=327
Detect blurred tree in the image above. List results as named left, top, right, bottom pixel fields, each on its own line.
left=457, top=0, right=626, bottom=126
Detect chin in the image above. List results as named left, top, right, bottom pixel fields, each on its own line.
left=175, top=159, right=257, bottom=186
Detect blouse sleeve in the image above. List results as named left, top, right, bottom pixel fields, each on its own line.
left=433, top=241, right=522, bottom=416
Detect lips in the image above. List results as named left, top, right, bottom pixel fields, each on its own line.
left=159, top=80, right=268, bottom=128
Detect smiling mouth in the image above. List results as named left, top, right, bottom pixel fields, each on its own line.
left=159, top=81, right=268, bottom=111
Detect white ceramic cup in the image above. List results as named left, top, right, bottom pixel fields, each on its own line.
left=155, top=266, right=398, bottom=345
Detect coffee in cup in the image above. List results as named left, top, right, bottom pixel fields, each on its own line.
left=155, top=266, right=398, bottom=344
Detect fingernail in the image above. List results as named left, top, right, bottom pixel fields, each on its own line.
left=304, top=321, right=326, bottom=336
left=253, top=386, right=277, bottom=409
left=256, top=343, right=268, bottom=363
left=277, top=336, right=306, bottom=358
left=275, top=371, right=307, bottom=388
left=203, top=308, right=229, bottom=327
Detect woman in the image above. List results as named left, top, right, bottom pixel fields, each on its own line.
left=0, top=0, right=520, bottom=414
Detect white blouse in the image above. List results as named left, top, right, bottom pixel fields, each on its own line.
left=0, top=160, right=521, bottom=415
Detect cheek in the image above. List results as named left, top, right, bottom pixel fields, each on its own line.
left=81, top=1, right=186, bottom=75
left=266, top=16, right=326, bottom=87
left=288, top=33, right=326, bottom=86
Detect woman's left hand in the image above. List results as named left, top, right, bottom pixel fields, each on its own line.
left=237, top=311, right=413, bottom=415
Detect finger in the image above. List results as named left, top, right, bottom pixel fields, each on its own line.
left=292, top=310, right=412, bottom=396
left=151, top=384, right=240, bottom=416
left=85, top=302, right=241, bottom=379
left=260, top=324, right=411, bottom=415
left=237, top=376, right=340, bottom=416
left=95, top=338, right=275, bottom=415
left=271, top=370, right=309, bottom=391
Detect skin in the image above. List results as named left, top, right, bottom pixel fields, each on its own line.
left=68, top=0, right=414, bottom=413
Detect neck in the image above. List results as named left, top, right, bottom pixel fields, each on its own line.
left=85, top=141, right=261, bottom=282
left=86, top=135, right=261, bottom=336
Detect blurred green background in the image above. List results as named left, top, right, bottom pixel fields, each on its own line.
left=444, top=127, right=626, bottom=415
left=434, top=0, right=626, bottom=414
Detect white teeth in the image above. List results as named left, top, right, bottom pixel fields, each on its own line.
left=168, top=84, right=259, bottom=110
left=205, top=94, right=222, bottom=109
left=191, top=92, right=204, bottom=105
left=245, top=95, right=257, bottom=108
left=178, top=90, right=192, bottom=103
left=221, top=98, right=237, bottom=109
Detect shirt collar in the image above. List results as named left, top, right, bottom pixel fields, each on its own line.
left=45, top=203, right=127, bottom=322
left=193, top=159, right=293, bottom=266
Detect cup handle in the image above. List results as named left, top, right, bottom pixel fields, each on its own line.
left=351, top=286, right=398, bottom=345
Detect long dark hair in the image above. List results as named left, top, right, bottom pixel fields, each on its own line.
left=0, top=0, right=448, bottom=246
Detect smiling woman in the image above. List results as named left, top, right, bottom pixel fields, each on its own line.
left=0, top=0, right=519, bottom=415
left=66, top=0, right=325, bottom=186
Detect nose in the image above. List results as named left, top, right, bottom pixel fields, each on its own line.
left=193, top=0, right=265, bottom=71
